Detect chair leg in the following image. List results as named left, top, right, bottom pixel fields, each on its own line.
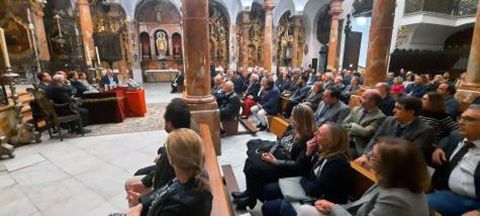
left=57, top=126, right=63, bottom=141
left=47, top=127, right=52, bottom=138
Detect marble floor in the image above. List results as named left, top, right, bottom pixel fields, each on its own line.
left=0, top=83, right=275, bottom=216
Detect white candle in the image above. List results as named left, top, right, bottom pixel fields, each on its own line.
left=95, top=46, right=101, bottom=65
left=85, top=44, right=92, bottom=66
left=0, top=28, right=11, bottom=68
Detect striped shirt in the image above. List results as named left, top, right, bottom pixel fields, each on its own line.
left=419, top=110, right=458, bottom=145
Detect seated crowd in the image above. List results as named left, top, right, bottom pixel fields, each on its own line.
left=207, top=66, right=478, bottom=215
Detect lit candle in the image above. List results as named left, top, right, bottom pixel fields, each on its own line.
left=85, top=44, right=92, bottom=66
left=0, top=27, right=11, bottom=68
left=95, top=46, right=101, bottom=65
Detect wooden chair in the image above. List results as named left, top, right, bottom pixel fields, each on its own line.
left=27, top=87, right=84, bottom=141
left=222, top=117, right=239, bottom=135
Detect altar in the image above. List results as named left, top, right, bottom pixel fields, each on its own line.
left=144, top=69, right=179, bottom=82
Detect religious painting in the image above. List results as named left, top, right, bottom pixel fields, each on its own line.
left=277, top=12, right=293, bottom=67
left=242, top=3, right=265, bottom=67
left=209, top=2, right=229, bottom=67
left=140, top=32, right=151, bottom=59
left=154, top=30, right=169, bottom=59
left=0, top=16, right=31, bottom=61
left=172, top=33, right=182, bottom=58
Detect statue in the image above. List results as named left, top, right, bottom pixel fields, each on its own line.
left=8, top=123, right=41, bottom=146
left=155, top=31, right=168, bottom=59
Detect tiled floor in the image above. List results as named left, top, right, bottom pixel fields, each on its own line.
left=0, top=83, right=275, bottom=215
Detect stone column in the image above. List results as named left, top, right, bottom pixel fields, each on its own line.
left=456, top=1, right=480, bottom=109
left=240, top=12, right=250, bottom=76
left=76, top=0, right=95, bottom=66
left=181, top=0, right=221, bottom=154
left=363, top=0, right=395, bottom=86
left=31, top=3, right=50, bottom=61
left=327, top=0, right=343, bottom=71
left=291, top=16, right=302, bottom=67
left=263, top=0, right=275, bottom=74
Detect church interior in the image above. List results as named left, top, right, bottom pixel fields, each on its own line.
left=1, top=0, right=480, bottom=215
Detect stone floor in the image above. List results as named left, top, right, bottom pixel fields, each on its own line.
left=0, top=83, right=276, bottom=216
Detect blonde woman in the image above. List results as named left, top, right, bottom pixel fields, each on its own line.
left=125, top=129, right=212, bottom=216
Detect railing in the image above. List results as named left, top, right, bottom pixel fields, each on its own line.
left=404, top=0, right=478, bottom=16
left=199, top=124, right=233, bottom=216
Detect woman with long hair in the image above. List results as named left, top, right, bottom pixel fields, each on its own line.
left=297, top=137, right=430, bottom=216
left=261, top=123, right=353, bottom=216
left=125, top=128, right=212, bottom=216
left=233, top=104, right=317, bottom=209
left=419, top=92, right=458, bottom=145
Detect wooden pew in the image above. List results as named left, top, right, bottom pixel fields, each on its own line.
left=268, top=115, right=289, bottom=138
left=199, top=124, right=233, bottom=216
left=279, top=96, right=290, bottom=114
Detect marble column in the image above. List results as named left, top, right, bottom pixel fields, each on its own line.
left=263, top=0, right=275, bottom=74
left=181, top=0, right=221, bottom=154
left=363, top=0, right=395, bottom=87
left=327, top=0, right=343, bottom=71
left=241, top=12, right=250, bottom=76
left=76, top=0, right=95, bottom=66
left=456, top=1, right=480, bottom=109
left=31, top=3, right=50, bottom=61
left=291, top=16, right=302, bottom=67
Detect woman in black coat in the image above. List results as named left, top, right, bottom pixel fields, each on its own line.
left=124, top=129, right=212, bottom=216
left=232, top=104, right=317, bottom=209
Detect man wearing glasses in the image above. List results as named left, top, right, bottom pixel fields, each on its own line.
left=429, top=103, right=480, bottom=215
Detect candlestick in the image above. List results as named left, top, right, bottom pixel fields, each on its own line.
left=0, top=28, right=11, bottom=68
left=95, top=46, right=101, bottom=66
left=85, top=44, right=92, bottom=66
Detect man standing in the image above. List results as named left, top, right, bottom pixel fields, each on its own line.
left=343, top=89, right=386, bottom=156
left=429, top=104, right=480, bottom=215
left=354, top=96, right=435, bottom=165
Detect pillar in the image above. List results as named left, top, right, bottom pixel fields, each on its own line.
left=456, top=1, right=480, bottom=110
left=327, top=0, right=343, bottom=71
left=291, top=16, right=302, bottom=67
left=181, top=0, right=221, bottom=154
left=76, top=0, right=95, bottom=66
left=263, top=0, right=275, bottom=74
left=241, top=12, right=250, bottom=76
left=363, top=0, right=395, bottom=87
left=31, top=3, right=50, bottom=61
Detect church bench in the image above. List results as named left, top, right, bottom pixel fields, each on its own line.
left=268, top=115, right=289, bottom=138
left=279, top=96, right=290, bottom=114
left=199, top=124, right=234, bottom=216
left=239, top=118, right=259, bottom=134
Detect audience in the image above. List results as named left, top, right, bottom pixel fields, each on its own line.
left=123, top=128, right=212, bottom=216
left=283, top=75, right=310, bottom=118
left=218, top=81, right=241, bottom=122
left=240, top=73, right=261, bottom=117
left=374, top=82, right=395, bottom=116
left=406, top=75, right=428, bottom=98
left=125, top=98, right=190, bottom=207
left=341, top=76, right=361, bottom=104
left=304, top=81, right=324, bottom=111
left=36, top=72, right=52, bottom=91
left=298, top=137, right=430, bottom=216
left=437, top=82, right=460, bottom=118
left=430, top=104, right=480, bottom=215
left=419, top=92, right=458, bottom=145
left=77, top=72, right=99, bottom=94
left=250, top=78, right=280, bottom=130
left=343, top=89, right=386, bottom=156
left=389, top=76, right=404, bottom=96
left=355, top=96, right=435, bottom=165
left=261, top=123, right=352, bottom=216
left=314, top=87, right=350, bottom=126
left=233, top=104, right=316, bottom=209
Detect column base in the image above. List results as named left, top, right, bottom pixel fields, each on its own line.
left=186, top=99, right=221, bottom=155
left=455, top=82, right=480, bottom=111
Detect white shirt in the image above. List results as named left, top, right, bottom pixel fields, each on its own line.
left=448, top=138, right=480, bottom=199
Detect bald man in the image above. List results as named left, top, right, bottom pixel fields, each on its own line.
left=342, top=89, right=386, bottom=156
left=219, top=81, right=241, bottom=121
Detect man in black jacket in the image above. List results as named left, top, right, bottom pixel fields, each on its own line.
left=125, top=98, right=191, bottom=207
left=219, top=81, right=241, bottom=121
left=45, top=74, right=90, bottom=129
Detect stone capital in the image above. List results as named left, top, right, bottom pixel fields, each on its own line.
left=293, top=16, right=302, bottom=27
left=329, top=0, right=343, bottom=16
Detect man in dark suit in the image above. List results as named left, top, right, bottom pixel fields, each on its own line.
left=219, top=81, right=241, bottom=121
left=36, top=72, right=51, bottom=91
left=374, top=82, right=395, bottom=116
left=250, top=78, right=280, bottom=130
left=314, top=87, right=350, bottom=126
left=354, top=95, right=435, bottom=165
left=45, top=74, right=90, bottom=130
left=437, top=83, right=460, bottom=118
left=429, top=104, right=480, bottom=215
left=343, top=89, right=386, bottom=156
left=100, top=69, right=119, bottom=88
left=283, top=75, right=310, bottom=118
left=68, top=71, right=87, bottom=96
